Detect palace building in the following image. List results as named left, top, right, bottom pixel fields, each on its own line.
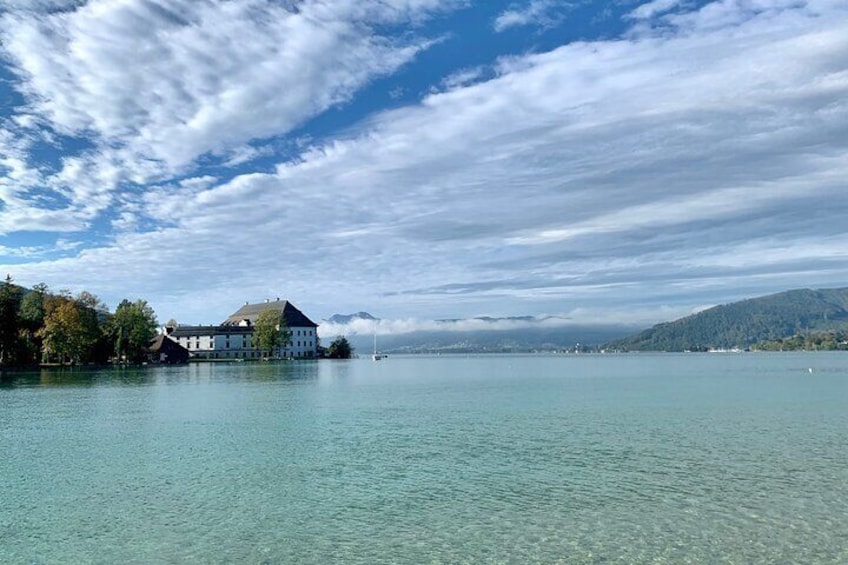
left=165, top=299, right=319, bottom=360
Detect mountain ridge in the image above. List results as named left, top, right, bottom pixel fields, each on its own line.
left=324, top=312, right=378, bottom=324
left=607, top=286, right=848, bottom=351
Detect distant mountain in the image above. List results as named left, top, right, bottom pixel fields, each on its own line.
left=370, top=325, right=636, bottom=354
left=607, top=287, right=848, bottom=352
left=322, top=313, right=637, bottom=354
left=325, top=312, right=378, bottom=324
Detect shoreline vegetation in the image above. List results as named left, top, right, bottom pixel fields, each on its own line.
left=3, top=276, right=846, bottom=370
left=0, top=276, right=354, bottom=371
left=0, top=276, right=159, bottom=370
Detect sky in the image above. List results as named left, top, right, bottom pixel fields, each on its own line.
left=0, top=0, right=847, bottom=335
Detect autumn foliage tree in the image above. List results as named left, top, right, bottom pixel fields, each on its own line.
left=0, top=277, right=165, bottom=367
left=38, top=292, right=105, bottom=365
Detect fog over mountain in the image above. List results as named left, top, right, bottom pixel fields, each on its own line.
left=319, top=312, right=637, bottom=353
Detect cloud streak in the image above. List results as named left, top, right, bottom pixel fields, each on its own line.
left=493, top=0, right=574, bottom=32
left=626, top=0, right=683, bottom=20
left=0, top=0, right=459, bottom=231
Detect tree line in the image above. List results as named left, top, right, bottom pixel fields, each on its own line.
left=0, top=276, right=158, bottom=368
left=752, top=330, right=848, bottom=351
left=607, top=287, right=848, bottom=351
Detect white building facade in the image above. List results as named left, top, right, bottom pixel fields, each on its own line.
left=166, top=299, right=319, bottom=360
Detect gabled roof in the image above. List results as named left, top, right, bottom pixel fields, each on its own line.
left=149, top=334, right=190, bottom=353
left=221, top=299, right=318, bottom=328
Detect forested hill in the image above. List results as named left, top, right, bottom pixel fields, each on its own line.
left=607, top=287, right=848, bottom=351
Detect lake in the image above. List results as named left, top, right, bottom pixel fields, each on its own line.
left=1, top=353, right=846, bottom=563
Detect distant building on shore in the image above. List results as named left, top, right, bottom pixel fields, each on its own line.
left=148, top=333, right=190, bottom=364
left=165, top=299, right=319, bottom=360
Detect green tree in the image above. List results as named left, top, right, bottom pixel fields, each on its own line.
left=75, top=291, right=108, bottom=363
left=39, top=291, right=105, bottom=364
left=327, top=336, right=353, bottom=359
left=108, top=299, right=158, bottom=363
left=18, top=283, right=48, bottom=364
left=253, top=309, right=292, bottom=358
left=0, top=275, right=22, bottom=366
left=39, top=295, right=78, bottom=364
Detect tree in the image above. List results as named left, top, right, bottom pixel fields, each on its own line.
left=253, top=309, right=292, bottom=358
left=39, top=296, right=79, bottom=364
left=108, top=299, right=158, bottom=363
left=73, top=291, right=107, bottom=363
left=327, top=336, right=353, bottom=359
left=39, top=291, right=104, bottom=364
left=18, top=283, right=48, bottom=364
left=0, top=275, right=22, bottom=366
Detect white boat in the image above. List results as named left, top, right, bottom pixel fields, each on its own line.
left=372, top=333, right=383, bottom=361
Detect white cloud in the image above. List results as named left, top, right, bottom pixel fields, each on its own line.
left=53, top=238, right=82, bottom=252
left=0, top=124, right=87, bottom=234
left=493, top=0, right=572, bottom=32
left=0, top=0, right=83, bottom=10
left=220, top=145, right=275, bottom=168
left=627, top=0, right=683, bottom=20
left=110, top=211, right=139, bottom=233
left=439, top=66, right=487, bottom=90
left=0, top=0, right=459, bottom=232
left=504, top=167, right=845, bottom=246
left=1, top=0, right=454, bottom=167
left=0, top=244, right=43, bottom=258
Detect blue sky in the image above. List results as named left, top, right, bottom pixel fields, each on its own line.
left=1, top=0, right=847, bottom=334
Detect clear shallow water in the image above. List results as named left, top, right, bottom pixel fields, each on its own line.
left=1, top=353, right=847, bottom=564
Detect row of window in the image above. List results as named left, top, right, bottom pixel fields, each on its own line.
left=178, top=338, right=314, bottom=350
left=182, top=328, right=313, bottom=340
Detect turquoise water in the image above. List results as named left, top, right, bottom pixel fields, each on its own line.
left=1, top=353, right=847, bottom=564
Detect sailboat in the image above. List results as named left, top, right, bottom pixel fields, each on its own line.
left=372, top=332, right=383, bottom=361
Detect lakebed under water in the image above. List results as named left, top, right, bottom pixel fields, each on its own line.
left=1, top=353, right=846, bottom=563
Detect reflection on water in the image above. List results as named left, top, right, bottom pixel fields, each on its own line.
left=0, top=359, right=325, bottom=389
